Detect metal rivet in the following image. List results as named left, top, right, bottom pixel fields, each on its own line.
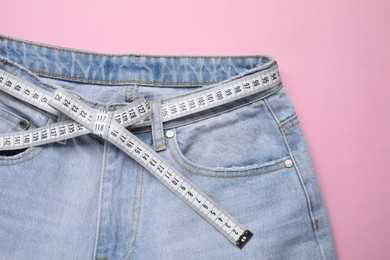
left=19, top=120, right=30, bottom=129
left=314, top=217, right=319, bottom=232
left=165, top=130, right=174, bottom=138
left=284, top=159, right=293, bottom=168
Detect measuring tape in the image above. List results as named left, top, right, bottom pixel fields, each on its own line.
left=0, top=64, right=282, bottom=249
left=130, top=65, right=281, bottom=128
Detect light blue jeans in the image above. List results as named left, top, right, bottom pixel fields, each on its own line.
left=0, top=34, right=337, bottom=260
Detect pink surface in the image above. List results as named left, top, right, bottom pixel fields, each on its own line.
left=1, top=0, right=389, bottom=259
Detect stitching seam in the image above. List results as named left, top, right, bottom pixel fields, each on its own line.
left=170, top=127, right=288, bottom=173
left=0, top=112, right=20, bottom=125
left=93, top=140, right=109, bottom=260
left=282, top=120, right=300, bottom=132
left=34, top=70, right=220, bottom=85
left=263, top=98, right=280, bottom=124
left=120, top=163, right=140, bottom=260
left=265, top=98, right=327, bottom=259
left=280, top=125, right=326, bottom=259
left=169, top=146, right=287, bottom=178
left=128, top=167, right=144, bottom=259
left=279, top=114, right=298, bottom=127
left=0, top=147, right=43, bottom=166
left=0, top=106, right=31, bottom=125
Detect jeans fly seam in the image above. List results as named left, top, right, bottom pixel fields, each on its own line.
left=265, top=100, right=327, bottom=259
left=93, top=140, right=109, bottom=260
left=128, top=167, right=144, bottom=260
left=120, top=164, right=140, bottom=260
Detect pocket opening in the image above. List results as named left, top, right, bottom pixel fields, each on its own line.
left=0, top=97, right=49, bottom=161
left=164, top=96, right=292, bottom=178
left=0, top=148, right=29, bottom=157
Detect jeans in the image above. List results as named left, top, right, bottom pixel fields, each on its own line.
left=0, top=33, right=337, bottom=260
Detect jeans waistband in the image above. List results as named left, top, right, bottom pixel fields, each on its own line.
left=0, top=33, right=277, bottom=87
left=0, top=33, right=284, bottom=134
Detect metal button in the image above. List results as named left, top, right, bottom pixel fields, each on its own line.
left=19, top=120, right=30, bottom=130
left=284, top=159, right=293, bottom=168
left=165, top=130, right=175, bottom=138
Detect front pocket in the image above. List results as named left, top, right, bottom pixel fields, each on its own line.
left=0, top=107, right=45, bottom=164
left=165, top=98, right=293, bottom=178
left=0, top=93, right=52, bottom=164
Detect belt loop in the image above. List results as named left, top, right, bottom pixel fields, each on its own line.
left=150, top=99, right=166, bottom=152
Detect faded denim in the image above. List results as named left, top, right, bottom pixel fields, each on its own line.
left=0, top=34, right=337, bottom=260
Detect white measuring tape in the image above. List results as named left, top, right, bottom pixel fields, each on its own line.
left=0, top=64, right=282, bottom=249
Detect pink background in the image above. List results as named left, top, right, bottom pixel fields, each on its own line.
left=1, top=0, right=389, bottom=259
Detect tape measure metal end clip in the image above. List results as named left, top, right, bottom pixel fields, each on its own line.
left=236, top=230, right=254, bottom=249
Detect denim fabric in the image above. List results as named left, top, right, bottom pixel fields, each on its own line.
left=0, top=34, right=337, bottom=260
